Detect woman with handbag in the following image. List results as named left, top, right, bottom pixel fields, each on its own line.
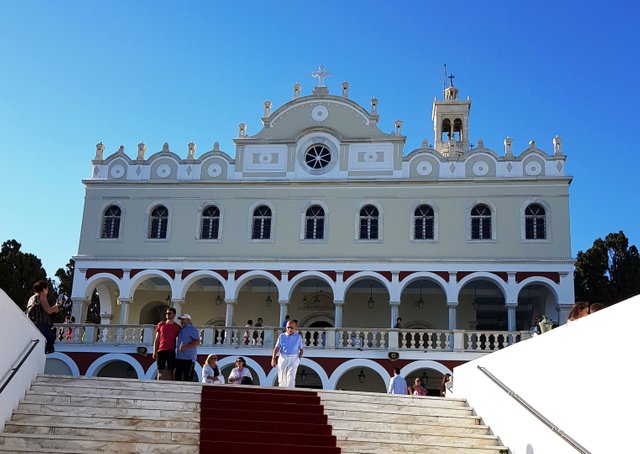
left=227, top=357, right=253, bottom=385
left=26, top=280, right=62, bottom=354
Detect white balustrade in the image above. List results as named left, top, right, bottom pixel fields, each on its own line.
left=52, top=323, right=529, bottom=353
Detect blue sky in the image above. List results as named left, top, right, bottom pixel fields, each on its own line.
left=1, top=1, right=638, bottom=278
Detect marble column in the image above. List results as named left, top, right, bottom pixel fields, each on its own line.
left=225, top=300, right=236, bottom=326
left=118, top=298, right=132, bottom=325
left=172, top=300, right=184, bottom=317
left=279, top=300, right=289, bottom=327
left=334, top=301, right=344, bottom=328
left=506, top=303, right=517, bottom=331
left=389, top=301, right=400, bottom=328
left=447, top=302, right=458, bottom=330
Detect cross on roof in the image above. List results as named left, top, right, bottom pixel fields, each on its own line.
left=312, top=65, right=331, bottom=87
left=448, top=73, right=455, bottom=87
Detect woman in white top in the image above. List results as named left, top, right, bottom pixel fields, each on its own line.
left=202, top=354, right=224, bottom=384
left=227, top=356, right=253, bottom=384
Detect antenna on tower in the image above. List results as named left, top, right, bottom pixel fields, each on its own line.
left=443, top=64, right=447, bottom=99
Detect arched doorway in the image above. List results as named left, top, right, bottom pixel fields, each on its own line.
left=517, top=283, right=558, bottom=330
left=458, top=279, right=506, bottom=330
left=139, top=301, right=168, bottom=325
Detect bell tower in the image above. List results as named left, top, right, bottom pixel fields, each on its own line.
left=432, top=68, right=471, bottom=157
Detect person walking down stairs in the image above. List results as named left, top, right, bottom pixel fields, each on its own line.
left=271, top=320, right=304, bottom=388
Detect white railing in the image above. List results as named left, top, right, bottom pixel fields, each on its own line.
left=54, top=323, right=532, bottom=353
left=398, top=329, right=451, bottom=350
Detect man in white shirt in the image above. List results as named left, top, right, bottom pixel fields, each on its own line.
left=271, top=320, right=304, bottom=388
left=388, top=367, right=408, bottom=394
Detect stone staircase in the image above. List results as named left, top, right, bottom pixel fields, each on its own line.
left=319, top=389, right=509, bottom=454
left=0, top=375, right=508, bottom=454
left=0, top=375, right=201, bottom=453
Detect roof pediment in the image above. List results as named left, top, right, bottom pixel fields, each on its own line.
left=247, top=94, right=393, bottom=142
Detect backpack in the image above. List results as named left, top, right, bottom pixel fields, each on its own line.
left=26, top=295, right=47, bottom=324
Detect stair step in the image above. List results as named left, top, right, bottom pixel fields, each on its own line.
left=216, top=407, right=328, bottom=424
left=21, top=393, right=199, bottom=411
left=199, top=440, right=340, bottom=454
left=200, top=416, right=333, bottom=435
left=323, top=400, right=473, bottom=416
left=29, top=384, right=199, bottom=402
left=8, top=413, right=199, bottom=430
left=201, top=397, right=324, bottom=414
left=15, top=402, right=199, bottom=420
left=200, top=427, right=336, bottom=446
left=3, top=424, right=198, bottom=443
left=202, top=389, right=320, bottom=405
left=338, top=438, right=508, bottom=454
left=319, top=390, right=468, bottom=407
left=35, top=375, right=202, bottom=392
left=326, top=417, right=491, bottom=435
left=202, top=384, right=315, bottom=397
left=0, top=433, right=199, bottom=453
left=333, top=428, right=500, bottom=447
left=326, top=408, right=480, bottom=425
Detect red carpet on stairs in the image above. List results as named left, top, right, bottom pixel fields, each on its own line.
left=200, top=385, right=341, bottom=454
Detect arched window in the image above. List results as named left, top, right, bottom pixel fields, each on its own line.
left=101, top=205, right=121, bottom=239
left=525, top=204, right=546, bottom=240
left=441, top=118, right=452, bottom=141
left=252, top=205, right=272, bottom=240
left=201, top=205, right=220, bottom=240
left=149, top=205, right=169, bottom=239
left=414, top=205, right=434, bottom=240
left=359, top=205, right=379, bottom=240
left=305, top=205, right=325, bottom=240
left=471, top=204, right=492, bottom=240
left=453, top=118, right=463, bottom=141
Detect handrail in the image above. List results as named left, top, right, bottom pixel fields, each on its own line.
left=477, top=365, right=590, bottom=454
left=0, top=339, right=40, bottom=395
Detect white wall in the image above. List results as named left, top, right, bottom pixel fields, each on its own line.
left=0, top=289, right=46, bottom=430
left=452, top=294, right=640, bottom=453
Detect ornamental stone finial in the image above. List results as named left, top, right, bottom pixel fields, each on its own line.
left=553, top=135, right=563, bottom=156
left=293, top=82, right=301, bottom=99
left=264, top=100, right=272, bottom=117
left=187, top=142, right=196, bottom=159
left=137, top=142, right=146, bottom=160
left=213, top=141, right=220, bottom=151
left=341, top=81, right=349, bottom=98
left=161, top=143, right=170, bottom=153
left=95, top=142, right=104, bottom=160
left=394, top=119, right=403, bottom=136
left=239, top=122, right=247, bottom=137
left=117, top=145, right=125, bottom=154
left=421, top=139, right=429, bottom=148
left=528, top=140, right=536, bottom=149
left=370, top=97, right=378, bottom=114
left=504, top=136, right=513, bottom=157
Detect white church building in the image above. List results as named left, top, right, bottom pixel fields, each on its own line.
left=49, top=68, right=575, bottom=392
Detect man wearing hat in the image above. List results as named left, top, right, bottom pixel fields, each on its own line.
left=174, top=314, right=200, bottom=382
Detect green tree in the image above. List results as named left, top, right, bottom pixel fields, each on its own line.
left=86, top=289, right=101, bottom=324
left=0, top=239, right=48, bottom=310
left=574, top=231, right=640, bottom=305
left=55, top=258, right=74, bottom=298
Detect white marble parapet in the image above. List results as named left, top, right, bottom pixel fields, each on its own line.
left=54, top=323, right=532, bottom=354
